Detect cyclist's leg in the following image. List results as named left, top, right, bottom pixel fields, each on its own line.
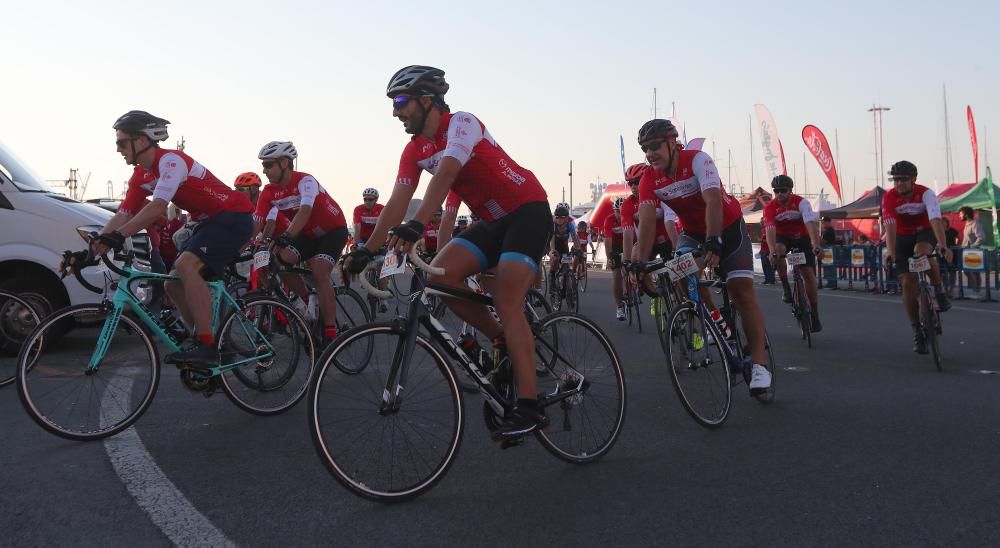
left=492, top=258, right=537, bottom=400
left=718, top=221, right=770, bottom=385
left=275, top=246, right=310, bottom=299
left=609, top=253, right=623, bottom=306
left=772, top=239, right=791, bottom=301
left=309, top=228, right=349, bottom=334
left=895, top=234, right=921, bottom=324
left=427, top=239, right=503, bottom=340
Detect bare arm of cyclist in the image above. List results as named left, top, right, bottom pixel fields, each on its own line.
left=701, top=187, right=723, bottom=267
left=365, top=183, right=416, bottom=253
left=635, top=201, right=657, bottom=263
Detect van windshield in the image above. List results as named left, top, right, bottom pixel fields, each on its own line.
left=0, top=140, right=55, bottom=193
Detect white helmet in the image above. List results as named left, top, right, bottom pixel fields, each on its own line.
left=362, top=187, right=379, bottom=199
left=457, top=215, right=469, bottom=224
left=557, top=202, right=569, bottom=210
left=258, top=141, right=297, bottom=160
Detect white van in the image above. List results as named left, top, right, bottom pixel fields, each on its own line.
left=0, top=140, right=150, bottom=326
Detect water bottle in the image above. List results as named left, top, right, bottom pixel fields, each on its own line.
left=291, top=294, right=310, bottom=320
left=306, top=291, right=319, bottom=322
left=710, top=310, right=733, bottom=340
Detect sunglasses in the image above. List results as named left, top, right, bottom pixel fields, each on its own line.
left=640, top=139, right=667, bottom=153
left=363, top=197, right=376, bottom=202
left=889, top=176, right=913, bottom=183
left=392, top=95, right=414, bottom=110
left=115, top=137, right=137, bottom=148
left=262, top=160, right=277, bottom=169
left=773, top=188, right=791, bottom=194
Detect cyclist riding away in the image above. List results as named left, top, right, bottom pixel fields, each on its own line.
left=632, top=119, right=773, bottom=394
left=93, top=110, right=254, bottom=366
left=881, top=160, right=952, bottom=354
left=763, top=175, right=823, bottom=332
left=344, top=65, right=551, bottom=440
left=604, top=197, right=627, bottom=320
left=252, top=140, right=350, bottom=344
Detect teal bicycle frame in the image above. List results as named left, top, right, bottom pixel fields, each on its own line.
left=87, top=266, right=276, bottom=376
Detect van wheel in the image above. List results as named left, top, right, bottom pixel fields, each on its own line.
left=0, top=276, right=71, bottom=347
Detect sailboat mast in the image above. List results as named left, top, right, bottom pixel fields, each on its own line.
left=749, top=114, right=755, bottom=188
left=943, top=84, right=955, bottom=183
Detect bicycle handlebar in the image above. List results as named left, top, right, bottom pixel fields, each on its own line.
left=60, top=249, right=125, bottom=294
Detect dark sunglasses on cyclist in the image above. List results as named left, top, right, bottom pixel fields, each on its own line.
left=889, top=176, right=914, bottom=183
left=392, top=95, right=414, bottom=110
left=115, top=137, right=137, bottom=148
left=363, top=197, right=376, bottom=202
left=640, top=139, right=667, bottom=153
left=261, top=160, right=277, bottom=169
left=773, top=188, right=791, bottom=194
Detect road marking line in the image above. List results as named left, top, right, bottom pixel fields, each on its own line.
left=102, top=374, right=235, bottom=548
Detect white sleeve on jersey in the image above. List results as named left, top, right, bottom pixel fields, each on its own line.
left=442, top=112, right=484, bottom=166
left=152, top=152, right=190, bottom=203
left=266, top=206, right=279, bottom=222
left=298, top=175, right=320, bottom=207
left=692, top=151, right=723, bottom=192
left=798, top=198, right=819, bottom=223
left=660, top=201, right=679, bottom=223
left=922, top=189, right=942, bottom=220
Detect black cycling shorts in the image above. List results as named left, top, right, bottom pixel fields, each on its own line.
left=287, top=226, right=349, bottom=265
left=776, top=236, right=816, bottom=268
left=452, top=201, right=551, bottom=273
left=895, top=228, right=937, bottom=273
left=182, top=211, right=254, bottom=278
left=676, top=218, right=755, bottom=280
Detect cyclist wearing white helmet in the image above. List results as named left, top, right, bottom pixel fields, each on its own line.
left=253, top=141, right=349, bottom=343
left=353, top=187, right=384, bottom=248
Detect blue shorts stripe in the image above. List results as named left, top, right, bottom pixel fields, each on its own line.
left=499, top=252, right=538, bottom=273
left=453, top=237, right=489, bottom=271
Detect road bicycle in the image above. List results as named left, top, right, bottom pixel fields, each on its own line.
left=910, top=253, right=944, bottom=370
left=308, top=250, right=626, bottom=501
left=784, top=250, right=814, bottom=348
left=548, top=252, right=580, bottom=313
left=16, top=249, right=314, bottom=441
left=622, top=258, right=643, bottom=333
left=652, top=248, right=776, bottom=429
left=1, top=290, right=42, bottom=387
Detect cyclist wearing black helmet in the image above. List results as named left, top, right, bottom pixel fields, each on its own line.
left=762, top=175, right=823, bottom=331
left=344, top=65, right=552, bottom=440
left=633, top=118, right=773, bottom=395
left=93, top=110, right=254, bottom=366
left=604, top=197, right=627, bottom=320
left=882, top=160, right=952, bottom=353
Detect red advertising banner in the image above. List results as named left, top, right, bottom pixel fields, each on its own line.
left=967, top=106, right=979, bottom=183
left=801, top=125, right=842, bottom=202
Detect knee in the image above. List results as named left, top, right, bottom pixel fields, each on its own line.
left=173, top=255, right=201, bottom=278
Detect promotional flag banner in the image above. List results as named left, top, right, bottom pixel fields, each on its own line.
left=754, top=104, right=786, bottom=179
left=802, top=125, right=843, bottom=202
left=967, top=106, right=979, bottom=184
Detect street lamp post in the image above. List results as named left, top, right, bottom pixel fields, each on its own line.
left=868, top=105, right=890, bottom=187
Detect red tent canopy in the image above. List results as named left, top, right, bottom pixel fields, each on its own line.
left=589, top=183, right=630, bottom=236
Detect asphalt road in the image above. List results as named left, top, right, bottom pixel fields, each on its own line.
left=3, top=272, right=999, bottom=546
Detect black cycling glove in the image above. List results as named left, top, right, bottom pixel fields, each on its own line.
left=98, top=231, right=126, bottom=250
left=703, top=236, right=723, bottom=256
left=344, top=247, right=374, bottom=274
left=391, top=220, right=425, bottom=243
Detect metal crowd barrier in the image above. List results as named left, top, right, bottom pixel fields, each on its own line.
left=818, top=245, right=996, bottom=302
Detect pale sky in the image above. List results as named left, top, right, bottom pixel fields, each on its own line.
left=3, top=0, right=997, bottom=212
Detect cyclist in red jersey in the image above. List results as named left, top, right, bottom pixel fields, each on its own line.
left=632, top=119, right=772, bottom=394
left=763, top=175, right=823, bottom=331
left=235, top=171, right=288, bottom=239
left=91, top=111, right=254, bottom=366
left=437, top=190, right=462, bottom=249
left=417, top=208, right=443, bottom=254
left=621, top=163, right=680, bottom=297
left=344, top=65, right=551, bottom=439
left=604, top=197, right=627, bottom=320
left=353, top=188, right=384, bottom=248
left=882, top=160, right=952, bottom=353
left=252, top=141, right=349, bottom=343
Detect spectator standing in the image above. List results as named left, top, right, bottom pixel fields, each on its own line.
left=960, top=207, right=985, bottom=297
left=820, top=216, right=839, bottom=289
left=942, top=217, right=960, bottom=295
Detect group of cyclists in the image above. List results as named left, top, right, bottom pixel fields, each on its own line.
left=78, top=64, right=955, bottom=443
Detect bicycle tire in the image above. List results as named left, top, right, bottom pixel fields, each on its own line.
left=919, top=287, right=942, bottom=371
left=634, top=285, right=643, bottom=333
left=663, top=304, right=732, bottom=429
left=1, top=291, right=42, bottom=387
left=795, top=275, right=812, bottom=348
left=218, top=296, right=315, bottom=415
left=533, top=312, right=626, bottom=462
left=579, top=266, right=589, bottom=293
left=567, top=274, right=580, bottom=313
left=309, top=322, right=463, bottom=502
left=17, top=304, right=160, bottom=441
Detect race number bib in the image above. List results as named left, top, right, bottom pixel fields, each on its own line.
left=786, top=252, right=807, bottom=266
left=253, top=250, right=271, bottom=270
left=908, top=255, right=931, bottom=273
left=380, top=251, right=407, bottom=278
left=561, top=255, right=574, bottom=264
left=665, top=253, right=700, bottom=282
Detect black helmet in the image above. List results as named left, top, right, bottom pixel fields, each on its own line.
left=386, top=65, right=449, bottom=97
left=888, top=160, right=918, bottom=178
left=771, top=175, right=794, bottom=190
left=113, top=110, right=170, bottom=142
left=554, top=206, right=570, bottom=217
left=637, top=119, right=679, bottom=144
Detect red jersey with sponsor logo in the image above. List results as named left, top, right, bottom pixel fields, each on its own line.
left=445, top=190, right=462, bottom=214
left=423, top=223, right=439, bottom=252
left=619, top=194, right=675, bottom=245
left=882, top=184, right=941, bottom=236
left=395, top=111, right=548, bottom=221
left=603, top=213, right=625, bottom=249
left=762, top=194, right=818, bottom=240
left=119, top=149, right=252, bottom=221
left=253, top=171, right=346, bottom=238
left=352, top=203, right=384, bottom=242
left=637, top=149, right=742, bottom=235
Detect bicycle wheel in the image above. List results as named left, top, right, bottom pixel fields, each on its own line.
left=533, top=312, right=626, bottom=462
left=663, top=304, right=732, bottom=429
left=794, top=276, right=812, bottom=348
left=633, top=286, right=643, bottom=334
left=525, top=288, right=553, bottom=322
left=332, top=286, right=375, bottom=374
left=217, top=296, right=315, bottom=415
left=309, top=323, right=463, bottom=502
left=566, top=274, right=580, bottom=313
left=579, top=265, right=589, bottom=293
left=17, top=304, right=160, bottom=441
left=1, top=291, right=42, bottom=387
left=919, top=287, right=942, bottom=371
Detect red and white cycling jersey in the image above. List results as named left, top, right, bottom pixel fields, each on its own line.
left=352, top=203, right=384, bottom=242
left=253, top=171, right=346, bottom=238
left=395, top=111, right=547, bottom=221
left=762, top=194, right=818, bottom=240
left=637, top=149, right=742, bottom=235
left=882, top=184, right=941, bottom=236
left=619, top=195, right=676, bottom=245
left=444, top=190, right=462, bottom=214
left=118, top=149, right=252, bottom=221
left=423, top=223, right=439, bottom=252
left=602, top=214, right=625, bottom=249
